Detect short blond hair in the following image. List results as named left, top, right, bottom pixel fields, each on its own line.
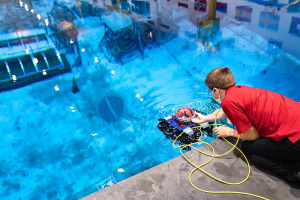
left=205, top=67, right=236, bottom=90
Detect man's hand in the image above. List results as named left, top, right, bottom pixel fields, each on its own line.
left=213, top=126, right=230, bottom=138
left=191, top=111, right=207, bottom=124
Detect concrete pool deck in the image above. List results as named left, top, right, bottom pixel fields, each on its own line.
left=81, top=138, right=300, bottom=200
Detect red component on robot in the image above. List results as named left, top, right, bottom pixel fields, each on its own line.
left=176, top=107, right=195, bottom=120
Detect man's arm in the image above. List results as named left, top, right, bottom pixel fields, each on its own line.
left=213, top=126, right=260, bottom=140
left=229, top=126, right=260, bottom=140
left=192, top=109, right=227, bottom=124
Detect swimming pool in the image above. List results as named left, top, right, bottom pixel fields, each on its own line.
left=0, top=0, right=300, bottom=199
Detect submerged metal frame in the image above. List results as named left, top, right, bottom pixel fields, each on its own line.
left=99, top=21, right=143, bottom=64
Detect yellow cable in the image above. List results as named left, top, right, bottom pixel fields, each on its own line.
left=279, top=0, right=299, bottom=10
left=172, top=108, right=269, bottom=200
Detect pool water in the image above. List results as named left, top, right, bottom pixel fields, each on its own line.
left=0, top=0, right=300, bottom=199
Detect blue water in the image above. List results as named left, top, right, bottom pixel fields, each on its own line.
left=0, top=46, right=219, bottom=199
left=0, top=0, right=300, bottom=199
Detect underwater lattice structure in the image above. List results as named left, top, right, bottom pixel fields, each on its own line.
left=47, top=1, right=82, bottom=66
left=0, top=28, right=71, bottom=91
left=72, top=0, right=97, bottom=18
left=99, top=11, right=144, bottom=64
left=134, top=1, right=179, bottom=45
left=96, top=175, right=117, bottom=190
left=99, top=1, right=179, bottom=64
left=48, top=1, right=79, bottom=47
left=0, top=0, right=72, bottom=91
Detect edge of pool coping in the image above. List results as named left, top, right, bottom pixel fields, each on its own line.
left=80, top=139, right=300, bottom=200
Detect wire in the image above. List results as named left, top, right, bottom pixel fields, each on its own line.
left=172, top=108, right=269, bottom=200
left=279, top=0, right=300, bottom=10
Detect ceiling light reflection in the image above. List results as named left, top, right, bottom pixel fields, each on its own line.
left=54, top=85, right=59, bottom=91
left=12, top=75, right=17, bottom=82
left=33, top=57, right=38, bottom=64
left=118, top=168, right=125, bottom=172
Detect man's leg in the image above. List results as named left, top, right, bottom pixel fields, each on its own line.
left=241, top=138, right=300, bottom=183
left=245, top=153, right=299, bottom=182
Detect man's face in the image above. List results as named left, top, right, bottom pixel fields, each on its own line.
left=209, top=88, right=222, bottom=103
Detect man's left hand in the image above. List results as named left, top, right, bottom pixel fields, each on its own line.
left=213, top=126, right=229, bottom=138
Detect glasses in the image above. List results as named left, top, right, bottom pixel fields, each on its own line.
left=207, top=89, right=213, bottom=97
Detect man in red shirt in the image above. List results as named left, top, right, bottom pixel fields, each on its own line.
left=192, top=67, right=300, bottom=183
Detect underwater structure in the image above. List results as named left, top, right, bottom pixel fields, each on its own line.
left=72, top=0, right=98, bottom=18
left=98, top=96, right=124, bottom=122
left=0, top=0, right=71, bottom=92
left=47, top=1, right=82, bottom=65
left=99, top=11, right=144, bottom=64
left=98, top=0, right=179, bottom=64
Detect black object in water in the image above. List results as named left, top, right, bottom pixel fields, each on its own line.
left=98, top=96, right=124, bottom=122
left=72, top=78, right=80, bottom=94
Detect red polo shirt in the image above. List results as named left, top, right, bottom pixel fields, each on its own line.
left=221, top=85, right=300, bottom=143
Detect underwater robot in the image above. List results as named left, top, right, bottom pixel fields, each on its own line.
left=157, top=107, right=213, bottom=149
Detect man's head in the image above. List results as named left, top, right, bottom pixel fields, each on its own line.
left=205, top=67, right=236, bottom=90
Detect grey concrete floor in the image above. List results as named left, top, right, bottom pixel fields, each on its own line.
left=81, top=139, right=300, bottom=200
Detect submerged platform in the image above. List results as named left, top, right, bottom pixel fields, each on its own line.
left=81, top=139, right=300, bottom=200
left=0, top=28, right=72, bottom=92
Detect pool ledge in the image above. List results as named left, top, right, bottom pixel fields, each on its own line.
left=81, top=139, right=300, bottom=200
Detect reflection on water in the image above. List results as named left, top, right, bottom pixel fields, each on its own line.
left=0, top=0, right=300, bottom=199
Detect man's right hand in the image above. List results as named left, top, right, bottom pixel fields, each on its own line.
left=192, top=111, right=207, bottom=124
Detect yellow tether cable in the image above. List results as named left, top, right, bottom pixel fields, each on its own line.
left=279, top=0, right=299, bottom=10
left=172, top=108, right=269, bottom=200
